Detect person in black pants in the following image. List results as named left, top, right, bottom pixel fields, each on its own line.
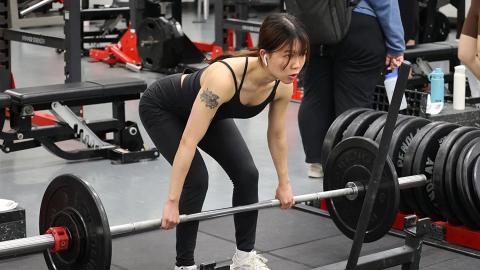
left=139, top=13, right=309, bottom=270
left=298, top=1, right=405, bottom=178
left=399, top=0, right=419, bottom=46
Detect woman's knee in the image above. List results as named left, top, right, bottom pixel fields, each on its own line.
left=184, top=162, right=209, bottom=194
left=232, top=164, right=259, bottom=190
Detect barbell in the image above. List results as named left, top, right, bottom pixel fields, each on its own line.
left=0, top=151, right=426, bottom=269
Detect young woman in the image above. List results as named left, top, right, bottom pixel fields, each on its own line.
left=139, top=13, right=309, bottom=270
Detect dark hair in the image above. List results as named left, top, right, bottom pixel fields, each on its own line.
left=211, top=13, right=309, bottom=67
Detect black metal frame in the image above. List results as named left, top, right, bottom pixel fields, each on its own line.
left=214, top=0, right=262, bottom=50
left=419, top=0, right=465, bottom=42
left=199, top=205, right=430, bottom=270
left=1, top=96, right=158, bottom=164
left=3, top=29, right=65, bottom=49
left=454, top=0, right=465, bottom=39
left=0, top=1, right=158, bottom=164
left=80, top=7, right=131, bottom=55
left=0, top=0, right=81, bottom=88
left=313, top=217, right=428, bottom=270
left=130, top=0, right=182, bottom=31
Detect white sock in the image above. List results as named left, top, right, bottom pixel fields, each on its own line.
left=235, top=248, right=251, bottom=260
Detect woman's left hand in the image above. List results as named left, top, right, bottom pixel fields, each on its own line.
left=275, top=182, right=295, bottom=209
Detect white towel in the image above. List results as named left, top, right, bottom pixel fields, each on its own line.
left=0, top=199, right=18, bottom=212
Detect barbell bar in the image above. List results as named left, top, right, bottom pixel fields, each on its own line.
left=0, top=174, right=426, bottom=260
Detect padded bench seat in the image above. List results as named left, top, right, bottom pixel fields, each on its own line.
left=5, top=77, right=147, bottom=105
left=0, top=93, right=10, bottom=108
left=404, top=41, right=458, bottom=61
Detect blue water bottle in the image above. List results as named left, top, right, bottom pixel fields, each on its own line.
left=428, top=68, right=444, bottom=103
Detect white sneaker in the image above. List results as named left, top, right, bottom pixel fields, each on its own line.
left=308, top=163, right=323, bottom=178
left=175, top=265, right=197, bottom=270
left=230, top=249, right=270, bottom=270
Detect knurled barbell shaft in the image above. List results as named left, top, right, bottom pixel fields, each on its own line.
left=109, top=188, right=352, bottom=237
left=110, top=174, right=426, bottom=237
left=0, top=174, right=426, bottom=259
left=0, top=235, right=54, bottom=259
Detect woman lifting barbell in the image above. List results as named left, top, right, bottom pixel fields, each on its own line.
left=139, top=13, right=309, bottom=270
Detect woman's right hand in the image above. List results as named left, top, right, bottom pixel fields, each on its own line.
left=161, top=200, right=180, bottom=230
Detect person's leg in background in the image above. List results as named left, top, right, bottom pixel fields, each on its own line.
left=399, top=0, right=419, bottom=46
left=298, top=49, right=334, bottom=178
left=332, top=12, right=386, bottom=115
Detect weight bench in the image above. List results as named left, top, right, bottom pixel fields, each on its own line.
left=1, top=78, right=159, bottom=163
left=404, top=41, right=458, bottom=62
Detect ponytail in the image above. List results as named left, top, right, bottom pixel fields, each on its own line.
left=208, top=48, right=258, bottom=64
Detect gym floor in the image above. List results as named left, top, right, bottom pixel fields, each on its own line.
left=1, top=5, right=480, bottom=270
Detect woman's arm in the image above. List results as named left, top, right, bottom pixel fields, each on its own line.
left=458, top=34, right=480, bottom=79
left=267, top=83, right=294, bottom=208
left=162, top=65, right=235, bottom=228
left=458, top=2, right=480, bottom=79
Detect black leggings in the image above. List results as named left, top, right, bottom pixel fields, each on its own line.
left=139, top=76, right=259, bottom=266
left=399, top=0, right=419, bottom=42
left=298, top=12, right=386, bottom=164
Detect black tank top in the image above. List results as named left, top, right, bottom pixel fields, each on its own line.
left=181, top=57, right=280, bottom=120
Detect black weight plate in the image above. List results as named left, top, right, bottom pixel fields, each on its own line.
left=320, top=108, right=371, bottom=167
left=402, top=121, right=444, bottom=213
left=363, top=114, right=387, bottom=140
left=40, top=174, right=112, bottom=270
left=457, top=138, right=480, bottom=227
left=343, top=110, right=386, bottom=139
left=433, top=126, right=476, bottom=225
left=434, top=11, right=450, bottom=42
left=137, top=18, right=169, bottom=70
left=387, top=117, right=431, bottom=213
left=411, top=122, right=458, bottom=220
left=324, top=137, right=399, bottom=243
left=444, top=130, right=480, bottom=229
left=470, top=157, right=480, bottom=211
left=374, top=114, right=411, bottom=143
left=137, top=17, right=188, bottom=70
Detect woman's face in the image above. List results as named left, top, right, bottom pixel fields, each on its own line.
left=264, top=41, right=306, bottom=84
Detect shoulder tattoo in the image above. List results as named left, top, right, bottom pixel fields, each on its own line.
left=200, top=89, right=220, bottom=109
